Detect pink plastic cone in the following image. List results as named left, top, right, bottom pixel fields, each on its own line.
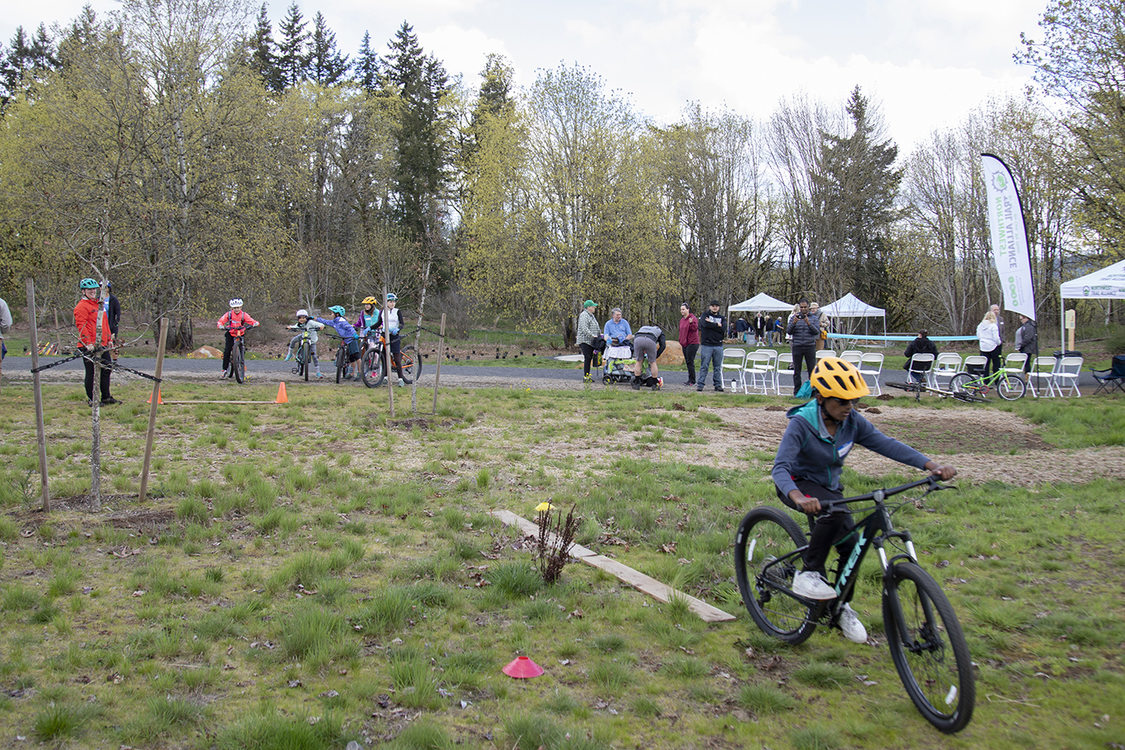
left=502, top=655, right=544, bottom=679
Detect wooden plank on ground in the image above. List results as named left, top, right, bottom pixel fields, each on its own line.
left=160, top=400, right=280, bottom=405
left=490, top=510, right=736, bottom=623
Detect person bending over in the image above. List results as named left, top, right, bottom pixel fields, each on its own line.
left=771, top=356, right=956, bottom=643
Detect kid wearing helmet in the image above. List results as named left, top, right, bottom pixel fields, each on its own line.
left=314, top=306, right=360, bottom=379
left=771, top=356, right=956, bottom=643
left=284, top=309, right=325, bottom=377
left=74, top=278, right=117, bottom=405
left=354, top=297, right=381, bottom=338
left=217, top=298, right=259, bottom=378
left=379, top=293, right=408, bottom=386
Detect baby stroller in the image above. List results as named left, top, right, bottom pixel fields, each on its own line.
left=602, top=340, right=661, bottom=389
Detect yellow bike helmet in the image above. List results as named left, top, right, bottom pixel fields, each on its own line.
left=810, top=356, right=870, bottom=399
left=362, top=296, right=378, bottom=305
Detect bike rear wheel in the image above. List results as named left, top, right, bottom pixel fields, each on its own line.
left=734, top=507, right=818, bottom=644
left=361, top=348, right=385, bottom=388
left=233, top=340, right=245, bottom=383
left=883, top=561, right=974, bottom=733
left=948, top=372, right=985, bottom=400
left=997, top=373, right=1026, bottom=400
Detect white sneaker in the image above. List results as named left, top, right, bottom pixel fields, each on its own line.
left=839, top=603, right=867, bottom=643
left=792, top=570, right=837, bottom=600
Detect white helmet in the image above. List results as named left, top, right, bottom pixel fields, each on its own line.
left=229, top=298, right=244, bottom=308
left=296, top=309, right=309, bottom=318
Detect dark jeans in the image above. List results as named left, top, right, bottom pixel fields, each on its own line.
left=791, top=346, right=817, bottom=394
left=698, top=344, right=723, bottom=388
left=777, top=478, right=856, bottom=602
left=388, top=336, right=405, bottom=379
left=981, top=346, right=1002, bottom=378
left=682, top=343, right=699, bottom=383
left=83, top=350, right=113, bottom=402
left=222, top=332, right=236, bottom=372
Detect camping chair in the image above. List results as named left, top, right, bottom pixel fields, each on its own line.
left=1091, top=355, right=1125, bottom=395
left=858, top=353, right=884, bottom=396
left=932, top=353, right=962, bottom=389
left=1026, top=356, right=1058, bottom=398
left=741, top=351, right=774, bottom=395
left=1052, top=356, right=1084, bottom=397
left=906, top=353, right=936, bottom=388
left=721, top=348, right=747, bottom=391
left=775, top=352, right=794, bottom=395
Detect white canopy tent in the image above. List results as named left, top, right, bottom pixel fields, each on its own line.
left=728, top=292, right=793, bottom=313
left=819, top=292, right=888, bottom=346
left=1058, top=258, right=1125, bottom=348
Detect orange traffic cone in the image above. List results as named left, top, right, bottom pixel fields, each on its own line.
left=147, top=388, right=163, bottom=404
left=275, top=382, right=288, bottom=404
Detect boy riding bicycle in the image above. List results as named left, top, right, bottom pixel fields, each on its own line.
left=284, top=309, right=325, bottom=378
left=771, top=356, right=956, bottom=643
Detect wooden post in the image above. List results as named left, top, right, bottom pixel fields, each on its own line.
left=432, top=313, right=445, bottom=414
left=383, top=287, right=394, bottom=418
left=138, top=318, right=168, bottom=502
left=25, top=279, right=50, bottom=512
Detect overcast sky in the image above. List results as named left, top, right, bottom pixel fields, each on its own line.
left=1, top=0, right=1049, bottom=153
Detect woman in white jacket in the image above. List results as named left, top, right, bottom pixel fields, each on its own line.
left=976, top=310, right=1002, bottom=377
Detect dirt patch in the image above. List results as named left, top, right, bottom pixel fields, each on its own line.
left=105, top=508, right=176, bottom=533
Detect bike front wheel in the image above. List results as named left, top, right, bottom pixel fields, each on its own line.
left=882, top=561, right=974, bottom=733
left=233, top=341, right=245, bottom=383
left=734, top=507, right=818, bottom=645
left=399, top=345, right=420, bottom=383
left=997, top=373, right=1026, bottom=400
left=361, top=348, right=385, bottom=388
left=297, top=341, right=310, bottom=381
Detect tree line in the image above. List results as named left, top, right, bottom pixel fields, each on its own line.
left=0, top=0, right=1120, bottom=349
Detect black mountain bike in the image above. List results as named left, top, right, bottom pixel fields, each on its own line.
left=734, top=476, right=974, bottom=733
left=223, top=325, right=253, bottom=383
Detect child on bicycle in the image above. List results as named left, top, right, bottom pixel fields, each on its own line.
left=284, top=309, right=324, bottom=377
left=314, top=305, right=360, bottom=379
left=771, top=356, right=956, bottom=643
left=217, top=298, right=259, bottom=378
left=378, top=292, right=408, bottom=386
left=354, top=297, right=381, bottom=339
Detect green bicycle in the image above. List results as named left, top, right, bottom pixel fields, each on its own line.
left=949, top=366, right=1026, bottom=401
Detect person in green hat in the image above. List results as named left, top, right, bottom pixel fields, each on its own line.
left=576, top=299, right=604, bottom=383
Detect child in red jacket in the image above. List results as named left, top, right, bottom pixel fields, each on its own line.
left=74, top=278, right=117, bottom=405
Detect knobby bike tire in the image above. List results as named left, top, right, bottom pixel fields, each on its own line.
left=997, top=373, right=1026, bottom=400
left=882, top=561, right=975, bottom=733
left=734, top=507, right=818, bottom=645
left=335, top=347, right=346, bottom=384
left=233, top=341, right=245, bottom=384
left=948, top=372, right=986, bottom=400
left=951, top=390, right=987, bottom=404
left=298, top=341, right=310, bottom=381
left=361, top=348, right=385, bottom=388
left=399, top=345, right=420, bottom=383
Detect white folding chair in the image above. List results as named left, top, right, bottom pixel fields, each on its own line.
left=840, top=350, right=862, bottom=366
left=1002, top=352, right=1028, bottom=378
left=815, top=349, right=836, bottom=361
left=741, top=351, right=774, bottom=394
left=858, top=353, right=884, bottom=396
left=906, top=353, right=936, bottom=388
left=932, top=353, right=962, bottom=388
left=775, top=352, right=794, bottom=395
left=1026, top=356, right=1058, bottom=398
left=961, top=355, right=988, bottom=375
left=721, top=348, right=747, bottom=392
left=1053, top=356, right=1083, bottom=397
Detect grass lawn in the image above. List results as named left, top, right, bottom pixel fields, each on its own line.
left=0, top=379, right=1122, bottom=748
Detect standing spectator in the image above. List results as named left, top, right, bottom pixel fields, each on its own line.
left=603, top=308, right=632, bottom=346
left=74, top=278, right=117, bottom=405
left=772, top=315, right=784, bottom=346
left=735, top=315, right=750, bottom=343
left=104, top=281, right=121, bottom=342
left=0, top=294, right=11, bottom=362
left=810, top=302, right=829, bottom=351
left=576, top=300, right=602, bottom=383
left=903, top=330, right=938, bottom=382
left=976, top=310, right=1002, bottom=377
left=990, top=303, right=1005, bottom=354
left=1015, top=315, right=1037, bottom=373
left=787, top=298, right=821, bottom=395
left=753, top=312, right=766, bottom=345
left=697, top=300, right=726, bottom=392
left=679, top=302, right=700, bottom=386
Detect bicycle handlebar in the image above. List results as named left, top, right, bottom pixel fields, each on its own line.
left=832, top=475, right=950, bottom=507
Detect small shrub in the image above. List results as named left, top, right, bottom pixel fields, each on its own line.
left=535, top=504, right=580, bottom=584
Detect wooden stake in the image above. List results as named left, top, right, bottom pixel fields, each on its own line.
left=432, top=313, right=446, bottom=414
left=138, top=318, right=168, bottom=502
left=25, top=279, right=50, bottom=512
left=383, top=286, right=394, bottom=418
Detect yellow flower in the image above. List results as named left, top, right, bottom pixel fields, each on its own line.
left=535, top=502, right=554, bottom=513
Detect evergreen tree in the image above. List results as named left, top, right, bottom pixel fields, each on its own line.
left=383, top=21, right=450, bottom=242
left=248, top=3, right=281, bottom=92
left=276, top=1, right=309, bottom=89
left=308, top=11, right=348, bottom=86
left=353, top=31, right=380, bottom=94
left=1, top=24, right=57, bottom=104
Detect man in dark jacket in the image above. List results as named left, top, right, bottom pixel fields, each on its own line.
left=698, top=300, right=726, bottom=392
left=787, top=298, right=821, bottom=395
left=1015, top=315, right=1037, bottom=373
left=903, top=330, right=939, bottom=382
